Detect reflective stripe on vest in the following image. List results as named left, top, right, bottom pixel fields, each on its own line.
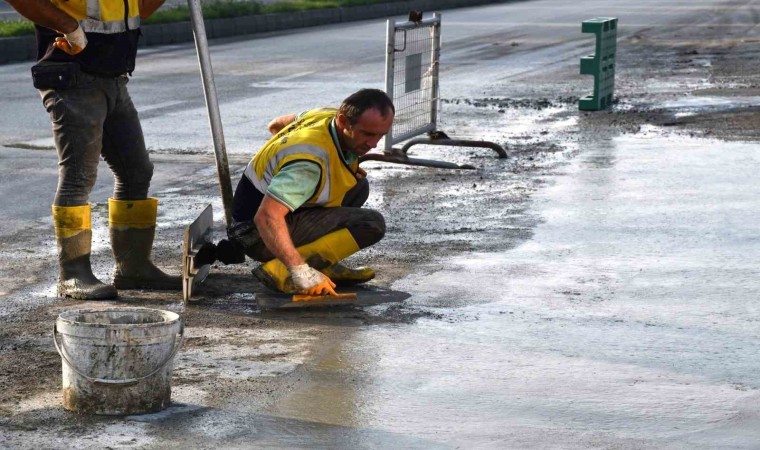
left=244, top=144, right=332, bottom=205
left=50, top=0, right=141, bottom=34
left=244, top=109, right=358, bottom=208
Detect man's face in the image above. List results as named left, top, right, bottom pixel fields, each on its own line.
left=337, top=108, right=394, bottom=156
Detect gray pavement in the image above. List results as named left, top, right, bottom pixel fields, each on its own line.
left=0, top=0, right=288, bottom=20
left=0, top=1, right=14, bottom=20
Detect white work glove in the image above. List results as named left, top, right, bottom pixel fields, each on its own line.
left=55, top=25, right=87, bottom=55
left=288, top=264, right=337, bottom=296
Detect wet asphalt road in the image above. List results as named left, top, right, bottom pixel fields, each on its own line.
left=0, top=0, right=287, bottom=21
left=0, top=1, right=16, bottom=21
left=2, top=0, right=760, bottom=448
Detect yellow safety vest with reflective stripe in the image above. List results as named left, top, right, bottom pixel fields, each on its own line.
left=244, top=108, right=360, bottom=208
left=50, top=0, right=141, bottom=34
left=36, top=0, right=142, bottom=76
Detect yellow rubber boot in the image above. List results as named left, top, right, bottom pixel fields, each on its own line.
left=53, top=205, right=117, bottom=300
left=321, top=263, right=375, bottom=286
left=109, top=198, right=181, bottom=290
left=253, top=228, right=363, bottom=293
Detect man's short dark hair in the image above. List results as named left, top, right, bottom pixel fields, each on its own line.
left=339, top=89, right=395, bottom=125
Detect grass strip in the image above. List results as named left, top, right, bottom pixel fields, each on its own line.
left=0, top=19, right=34, bottom=38
left=0, top=0, right=403, bottom=37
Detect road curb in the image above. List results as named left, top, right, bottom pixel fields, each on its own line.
left=0, top=0, right=521, bottom=64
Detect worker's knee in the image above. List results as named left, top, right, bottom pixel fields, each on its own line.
left=350, top=209, right=385, bottom=249
left=55, top=162, right=99, bottom=206
left=366, top=209, right=386, bottom=241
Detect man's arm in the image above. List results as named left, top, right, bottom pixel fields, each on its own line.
left=139, top=0, right=166, bottom=20
left=254, top=195, right=336, bottom=295
left=7, top=0, right=87, bottom=54
left=267, top=114, right=297, bottom=135
left=254, top=195, right=304, bottom=268
left=5, top=0, right=78, bottom=33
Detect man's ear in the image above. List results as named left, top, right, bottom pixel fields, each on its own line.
left=335, top=112, right=350, bottom=131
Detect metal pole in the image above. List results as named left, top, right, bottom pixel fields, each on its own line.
left=187, top=0, right=235, bottom=228
left=384, top=18, right=395, bottom=154
left=430, top=12, right=442, bottom=128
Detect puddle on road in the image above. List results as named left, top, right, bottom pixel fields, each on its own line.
left=272, top=135, right=760, bottom=447
left=658, top=95, right=760, bottom=118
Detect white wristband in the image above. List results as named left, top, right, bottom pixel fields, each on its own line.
left=64, top=25, right=88, bottom=50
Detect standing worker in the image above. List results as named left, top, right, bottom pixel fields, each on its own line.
left=201, top=89, right=394, bottom=296
left=6, top=0, right=179, bottom=299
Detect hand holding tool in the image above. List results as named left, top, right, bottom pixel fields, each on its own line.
left=289, top=264, right=337, bottom=296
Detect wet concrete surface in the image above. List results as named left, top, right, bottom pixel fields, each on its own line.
left=2, top=0, right=760, bottom=448
left=333, top=136, right=760, bottom=448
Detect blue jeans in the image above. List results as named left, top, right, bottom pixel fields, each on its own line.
left=40, top=72, right=153, bottom=206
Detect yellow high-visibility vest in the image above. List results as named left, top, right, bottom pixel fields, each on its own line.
left=49, top=0, right=140, bottom=33
left=244, top=108, right=360, bottom=208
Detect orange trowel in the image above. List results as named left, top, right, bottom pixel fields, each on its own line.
left=257, top=291, right=358, bottom=309
left=292, top=292, right=358, bottom=302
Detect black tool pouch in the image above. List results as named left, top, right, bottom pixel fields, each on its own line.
left=31, top=62, right=80, bottom=90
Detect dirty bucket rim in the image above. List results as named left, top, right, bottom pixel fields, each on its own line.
left=56, top=307, right=180, bottom=329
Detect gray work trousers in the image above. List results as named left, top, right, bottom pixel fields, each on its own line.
left=228, top=177, right=386, bottom=262
left=40, top=73, right=153, bottom=206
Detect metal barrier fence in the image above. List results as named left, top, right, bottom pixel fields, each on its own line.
left=362, top=12, right=506, bottom=169
left=384, top=13, right=441, bottom=150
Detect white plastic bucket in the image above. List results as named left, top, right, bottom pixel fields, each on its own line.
left=53, top=307, right=183, bottom=415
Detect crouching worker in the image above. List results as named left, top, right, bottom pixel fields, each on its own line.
left=202, top=89, right=394, bottom=295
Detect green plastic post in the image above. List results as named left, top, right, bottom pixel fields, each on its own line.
left=579, top=17, right=617, bottom=111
